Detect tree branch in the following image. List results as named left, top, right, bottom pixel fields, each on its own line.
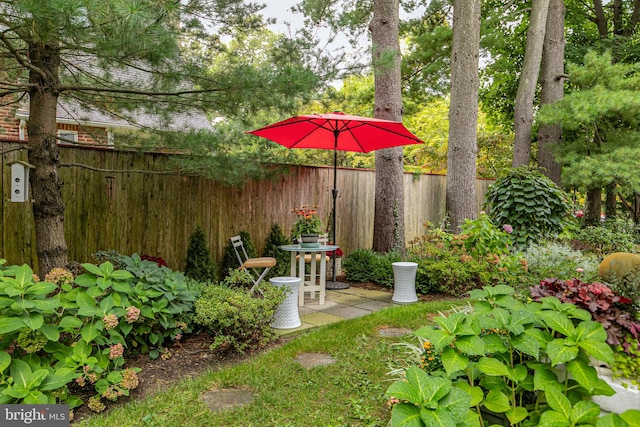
left=59, top=162, right=186, bottom=175
left=0, top=145, right=26, bottom=155
left=0, top=30, right=49, bottom=82
left=57, top=85, right=221, bottom=97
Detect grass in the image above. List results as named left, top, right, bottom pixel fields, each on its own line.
left=76, top=300, right=462, bottom=427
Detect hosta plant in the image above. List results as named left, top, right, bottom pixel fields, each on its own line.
left=386, top=285, right=640, bottom=426
left=483, top=167, right=574, bottom=249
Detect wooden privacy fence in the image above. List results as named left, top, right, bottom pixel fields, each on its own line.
left=1, top=142, right=494, bottom=272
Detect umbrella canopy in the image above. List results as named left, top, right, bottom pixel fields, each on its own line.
left=247, top=112, right=423, bottom=287
left=247, top=112, right=422, bottom=152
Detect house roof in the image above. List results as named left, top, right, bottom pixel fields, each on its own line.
left=16, top=97, right=212, bottom=132
left=15, top=56, right=213, bottom=132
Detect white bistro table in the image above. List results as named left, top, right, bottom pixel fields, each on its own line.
left=278, top=244, right=339, bottom=306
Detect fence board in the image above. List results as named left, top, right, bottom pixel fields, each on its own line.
left=1, top=143, right=494, bottom=272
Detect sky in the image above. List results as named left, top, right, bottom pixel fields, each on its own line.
left=259, top=1, right=426, bottom=63
left=261, top=0, right=367, bottom=64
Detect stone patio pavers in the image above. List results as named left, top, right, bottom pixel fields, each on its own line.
left=323, top=305, right=372, bottom=319
left=201, top=388, right=255, bottom=412
left=295, top=352, right=336, bottom=368
left=301, top=311, right=344, bottom=326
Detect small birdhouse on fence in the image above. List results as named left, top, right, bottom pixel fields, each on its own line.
left=9, top=160, right=34, bottom=203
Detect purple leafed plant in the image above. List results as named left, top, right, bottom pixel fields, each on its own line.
left=530, top=278, right=640, bottom=349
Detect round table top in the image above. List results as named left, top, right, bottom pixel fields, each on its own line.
left=278, top=244, right=339, bottom=252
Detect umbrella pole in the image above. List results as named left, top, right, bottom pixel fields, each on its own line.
left=326, top=133, right=349, bottom=290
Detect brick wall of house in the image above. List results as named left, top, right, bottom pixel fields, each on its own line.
left=57, top=123, right=108, bottom=145
left=1, top=99, right=108, bottom=145
left=0, top=102, right=22, bottom=140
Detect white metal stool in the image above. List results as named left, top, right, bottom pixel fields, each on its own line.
left=269, top=277, right=302, bottom=329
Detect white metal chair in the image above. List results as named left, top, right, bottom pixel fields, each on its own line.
left=230, top=235, right=277, bottom=293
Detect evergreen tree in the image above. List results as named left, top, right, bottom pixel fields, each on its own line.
left=262, top=224, right=291, bottom=279
left=184, top=226, right=217, bottom=283
left=537, top=51, right=640, bottom=224
left=0, top=0, right=326, bottom=276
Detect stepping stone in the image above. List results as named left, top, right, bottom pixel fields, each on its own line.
left=295, top=352, right=336, bottom=368
left=201, top=388, right=255, bottom=412
left=378, top=327, right=412, bottom=337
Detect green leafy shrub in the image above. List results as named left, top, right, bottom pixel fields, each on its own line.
left=414, top=250, right=484, bottom=296
left=371, top=251, right=402, bottom=288
left=92, top=249, right=126, bottom=270
left=193, top=273, right=286, bottom=353
left=262, top=224, right=291, bottom=279
left=342, top=249, right=400, bottom=288
left=184, top=225, right=217, bottom=282
left=484, top=166, right=574, bottom=249
left=407, top=222, right=529, bottom=296
left=343, top=248, right=379, bottom=283
left=577, top=226, right=635, bottom=256
left=459, top=213, right=511, bottom=258
left=385, top=285, right=640, bottom=427
left=114, top=254, right=202, bottom=357
left=0, top=263, right=134, bottom=410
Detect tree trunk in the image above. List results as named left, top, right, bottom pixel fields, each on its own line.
left=512, top=0, right=551, bottom=167
left=446, top=0, right=480, bottom=233
left=537, top=0, right=565, bottom=185
left=371, top=0, right=405, bottom=253
left=585, top=187, right=602, bottom=226
left=26, top=43, right=68, bottom=277
left=605, top=182, right=617, bottom=218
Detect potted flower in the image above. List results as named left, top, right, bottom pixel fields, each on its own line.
left=291, top=205, right=324, bottom=245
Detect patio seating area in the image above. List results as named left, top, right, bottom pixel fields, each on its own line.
left=274, top=285, right=402, bottom=335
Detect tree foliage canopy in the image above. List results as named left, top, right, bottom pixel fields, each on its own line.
left=538, top=51, right=640, bottom=193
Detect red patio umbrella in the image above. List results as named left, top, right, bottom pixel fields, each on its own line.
left=247, top=112, right=423, bottom=287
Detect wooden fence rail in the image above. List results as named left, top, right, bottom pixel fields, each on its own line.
left=1, top=142, right=493, bottom=272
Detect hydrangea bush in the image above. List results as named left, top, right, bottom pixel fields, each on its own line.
left=0, top=255, right=201, bottom=413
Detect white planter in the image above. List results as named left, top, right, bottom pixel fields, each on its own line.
left=569, top=358, right=640, bottom=415
left=592, top=373, right=640, bottom=415
left=392, top=262, right=418, bottom=303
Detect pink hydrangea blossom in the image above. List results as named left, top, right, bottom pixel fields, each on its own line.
left=125, top=306, right=140, bottom=323
left=103, top=314, right=118, bottom=330
left=109, top=343, right=124, bottom=359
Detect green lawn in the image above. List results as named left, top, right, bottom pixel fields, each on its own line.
left=76, top=300, right=462, bottom=427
